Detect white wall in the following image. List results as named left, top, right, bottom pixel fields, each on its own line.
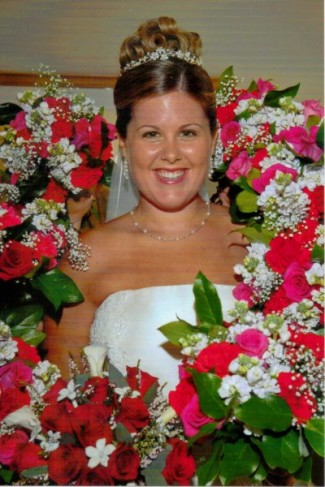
left=0, top=0, right=323, bottom=114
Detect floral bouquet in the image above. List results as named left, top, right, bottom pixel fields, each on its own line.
left=0, top=324, right=194, bottom=486
left=0, top=66, right=116, bottom=345
left=160, top=68, right=324, bottom=486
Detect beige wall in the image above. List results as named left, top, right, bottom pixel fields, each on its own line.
left=1, top=0, right=323, bottom=115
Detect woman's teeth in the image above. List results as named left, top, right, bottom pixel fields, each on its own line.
left=157, top=170, right=185, bottom=180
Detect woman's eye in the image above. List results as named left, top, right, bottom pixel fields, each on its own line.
left=180, top=130, right=196, bottom=137
left=142, top=131, right=159, bottom=138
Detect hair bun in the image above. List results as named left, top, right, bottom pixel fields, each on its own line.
left=119, top=16, right=202, bottom=70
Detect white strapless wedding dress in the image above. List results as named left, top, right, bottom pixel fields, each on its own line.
left=90, top=284, right=235, bottom=392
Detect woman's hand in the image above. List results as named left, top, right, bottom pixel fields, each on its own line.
left=67, top=190, right=95, bottom=231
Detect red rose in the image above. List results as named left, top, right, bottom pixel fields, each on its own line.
left=0, top=429, right=29, bottom=465
left=216, top=102, right=238, bottom=126
left=42, top=178, right=67, bottom=203
left=11, top=441, right=47, bottom=474
left=126, top=365, right=158, bottom=396
left=32, top=232, right=58, bottom=270
left=107, top=444, right=140, bottom=482
left=51, top=119, right=73, bottom=142
left=14, top=337, right=40, bottom=364
left=71, top=403, right=113, bottom=447
left=40, top=401, right=74, bottom=435
left=278, top=372, right=317, bottom=423
left=169, top=377, right=196, bottom=415
left=0, top=388, right=30, bottom=421
left=48, top=445, right=87, bottom=485
left=78, top=466, right=114, bottom=485
left=194, top=342, right=242, bottom=377
left=162, top=438, right=196, bottom=486
left=265, top=235, right=311, bottom=274
left=116, top=397, right=150, bottom=432
left=0, top=240, right=34, bottom=281
left=70, top=165, right=103, bottom=189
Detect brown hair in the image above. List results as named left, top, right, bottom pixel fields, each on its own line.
left=114, top=17, right=216, bottom=138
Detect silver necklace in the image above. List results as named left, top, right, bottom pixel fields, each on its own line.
left=129, top=200, right=211, bottom=242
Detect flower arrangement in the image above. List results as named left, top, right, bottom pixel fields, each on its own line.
left=0, top=66, right=116, bottom=345
left=0, top=324, right=193, bottom=486
left=160, top=68, right=324, bottom=486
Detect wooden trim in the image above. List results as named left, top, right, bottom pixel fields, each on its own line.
left=0, top=72, right=118, bottom=88
left=0, top=71, right=219, bottom=89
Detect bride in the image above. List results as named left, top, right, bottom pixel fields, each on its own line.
left=44, top=16, right=247, bottom=391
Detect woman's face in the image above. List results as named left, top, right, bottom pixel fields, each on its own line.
left=120, top=91, right=216, bottom=211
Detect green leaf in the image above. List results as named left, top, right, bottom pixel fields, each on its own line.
left=316, top=120, right=324, bottom=149
left=254, top=430, right=302, bottom=473
left=188, top=421, right=218, bottom=446
left=189, top=369, right=227, bottom=419
left=237, top=226, right=274, bottom=245
left=1, top=304, right=44, bottom=327
left=11, top=326, right=46, bottom=346
left=295, top=456, right=312, bottom=483
left=159, top=320, right=197, bottom=345
left=236, top=190, right=258, bottom=213
left=312, top=243, right=324, bottom=264
left=0, top=467, right=14, bottom=484
left=219, top=440, right=260, bottom=485
left=21, top=465, right=48, bottom=479
left=235, top=395, right=292, bottom=432
left=143, top=446, right=171, bottom=486
left=197, top=441, right=222, bottom=486
left=193, top=271, right=223, bottom=326
left=115, top=422, right=134, bottom=444
left=305, top=418, right=325, bottom=456
left=143, top=380, right=159, bottom=406
left=31, top=268, right=84, bottom=310
left=219, top=66, right=234, bottom=84
left=264, top=84, right=300, bottom=107
left=108, top=362, right=128, bottom=388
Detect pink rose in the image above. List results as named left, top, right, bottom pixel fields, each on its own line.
left=10, top=110, right=26, bottom=131
left=0, top=203, right=22, bottom=229
left=256, top=78, right=276, bottom=96
left=275, top=126, right=323, bottom=162
left=0, top=361, right=33, bottom=391
left=220, top=121, right=241, bottom=147
left=233, top=282, right=255, bottom=307
left=180, top=393, right=214, bottom=437
left=302, top=99, right=324, bottom=122
left=283, top=262, right=312, bottom=302
left=252, top=163, right=298, bottom=193
left=235, top=329, right=269, bottom=358
left=226, top=151, right=251, bottom=180
left=0, top=429, right=29, bottom=465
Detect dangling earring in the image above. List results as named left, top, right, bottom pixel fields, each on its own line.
left=209, top=153, right=215, bottom=178
left=121, top=153, right=129, bottom=180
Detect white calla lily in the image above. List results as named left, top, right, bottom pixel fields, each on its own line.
left=3, top=405, right=41, bottom=440
left=83, top=345, right=107, bottom=377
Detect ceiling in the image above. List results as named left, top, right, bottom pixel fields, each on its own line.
left=0, top=0, right=323, bottom=112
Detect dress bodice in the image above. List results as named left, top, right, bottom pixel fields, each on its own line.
left=90, top=284, right=235, bottom=392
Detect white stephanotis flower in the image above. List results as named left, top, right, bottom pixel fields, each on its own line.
left=218, top=375, right=251, bottom=405
left=85, top=438, right=116, bottom=468
left=39, top=430, right=61, bottom=453
left=58, top=379, right=80, bottom=403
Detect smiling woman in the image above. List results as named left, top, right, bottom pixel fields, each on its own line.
left=43, top=16, right=247, bottom=386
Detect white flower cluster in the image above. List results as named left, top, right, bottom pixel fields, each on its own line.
left=22, top=198, right=65, bottom=230
left=257, top=173, right=310, bottom=232
left=0, top=323, right=18, bottom=365
left=234, top=243, right=281, bottom=303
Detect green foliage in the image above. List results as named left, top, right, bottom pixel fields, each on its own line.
left=305, top=418, right=325, bottom=456
left=264, top=84, right=300, bottom=107
left=0, top=304, right=45, bottom=345
left=219, top=440, right=260, bottom=485
left=253, top=430, right=303, bottom=473
left=189, top=369, right=227, bottom=419
left=31, top=268, right=84, bottom=311
left=193, top=271, right=223, bottom=326
left=234, top=394, right=293, bottom=432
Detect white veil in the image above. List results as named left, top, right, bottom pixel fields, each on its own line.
left=106, top=151, right=139, bottom=221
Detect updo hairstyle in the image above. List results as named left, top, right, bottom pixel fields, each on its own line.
left=114, top=17, right=216, bottom=138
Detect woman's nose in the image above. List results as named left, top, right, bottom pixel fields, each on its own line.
left=160, top=137, right=181, bottom=164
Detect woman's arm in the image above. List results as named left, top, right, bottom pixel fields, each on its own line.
left=42, top=256, right=96, bottom=378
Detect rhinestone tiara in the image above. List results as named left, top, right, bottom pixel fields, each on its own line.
left=121, top=47, right=203, bottom=73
